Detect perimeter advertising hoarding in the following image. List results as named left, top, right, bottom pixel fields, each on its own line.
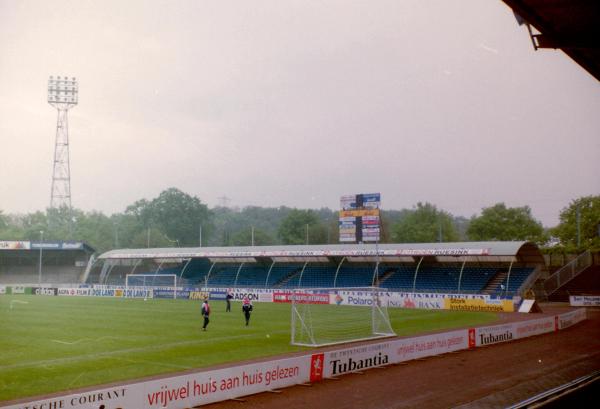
left=58, top=288, right=91, bottom=296
left=0, top=241, right=30, bottom=250
left=570, top=295, right=600, bottom=306
left=273, top=292, right=329, bottom=304
left=443, top=297, right=514, bottom=312
left=557, top=308, right=586, bottom=329
left=33, top=287, right=58, bottom=296
left=2, top=356, right=310, bottom=409
left=513, top=317, right=555, bottom=339
left=30, top=242, right=84, bottom=250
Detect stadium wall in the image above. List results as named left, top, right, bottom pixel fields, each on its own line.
left=0, top=308, right=587, bottom=409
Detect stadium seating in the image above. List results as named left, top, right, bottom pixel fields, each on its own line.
left=78, top=257, right=536, bottom=297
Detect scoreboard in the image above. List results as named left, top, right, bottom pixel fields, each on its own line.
left=339, top=193, right=381, bottom=243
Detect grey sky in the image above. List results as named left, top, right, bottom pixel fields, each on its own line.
left=1, top=0, right=598, bottom=227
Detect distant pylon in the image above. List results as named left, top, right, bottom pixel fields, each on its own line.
left=47, top=76, right=78, bottom=209
left=218, top=195, right=231, bottom=207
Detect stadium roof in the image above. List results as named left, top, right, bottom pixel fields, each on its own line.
left=98, top=241, right=543, bottom=264
left=502, top=0, right=600, bottom=81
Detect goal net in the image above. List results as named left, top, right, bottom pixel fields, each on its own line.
left=125, top=274, right=177, bottom=299
left=290, top=287, right=395, bottom=347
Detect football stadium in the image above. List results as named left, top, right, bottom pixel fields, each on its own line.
left=2, top=0, right=599, bottom=408
left=1, top=240, right=599, bottom=408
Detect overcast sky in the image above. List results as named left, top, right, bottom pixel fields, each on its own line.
left=1, top=0, right=598, bottom=227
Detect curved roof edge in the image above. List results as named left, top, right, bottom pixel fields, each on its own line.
left=98, top=241, right=541, bottom=261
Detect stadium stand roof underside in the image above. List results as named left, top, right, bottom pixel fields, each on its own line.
left=501, top=0, right=600, bottom=81
left=98, top=241, right=544, bottom=266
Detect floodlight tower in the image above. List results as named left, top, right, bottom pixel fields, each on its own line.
left=47, top=76, right=78, bottom=210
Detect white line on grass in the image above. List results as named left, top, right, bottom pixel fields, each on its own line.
left=50, top=336, right=121, bottom=345
left=9, top=300, right=29, bottom=310
left=0, top=332, right=280, bottom=372
left=68, top=372, right=85, bottom=388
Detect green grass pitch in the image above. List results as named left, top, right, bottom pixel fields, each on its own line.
left=0, top=295, right=497, bottom=402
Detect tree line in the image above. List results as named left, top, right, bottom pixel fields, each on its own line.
left=1, top=188, right=598, bottom=254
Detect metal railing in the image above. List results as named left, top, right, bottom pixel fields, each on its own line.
left=544, top=250, right=592, bottom=295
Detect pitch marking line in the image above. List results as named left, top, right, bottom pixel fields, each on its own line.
left=9, top=300, right=29, bottom=309
left=0, top=332, right=282, bottom=371
left=50, top=336, right=121, bottom=345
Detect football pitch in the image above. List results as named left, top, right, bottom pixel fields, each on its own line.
left=0, top=295, right=497, bottom=402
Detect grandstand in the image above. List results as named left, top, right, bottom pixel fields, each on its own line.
left=0, top=240, right=95, bottom=285
left=94, top=241, right=545, bottom=298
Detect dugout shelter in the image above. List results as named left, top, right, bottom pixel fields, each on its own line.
left=0, top=240, right=95, bottom=285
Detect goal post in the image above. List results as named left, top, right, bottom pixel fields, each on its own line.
left=125, top=274, right=177, bottom=299
left=290, top=287, right=395, bottom=347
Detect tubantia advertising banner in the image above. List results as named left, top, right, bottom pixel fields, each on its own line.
left=322, top=341, right=392, bottom=378
left=557, top=308, right=586, bottom=330
left=33, top=287, right=58, bottom=296
left=472, top=323, right=515, bottom=347
left=0, top=285, right=5, bottom=295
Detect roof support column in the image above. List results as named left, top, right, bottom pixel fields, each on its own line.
left=265, top=260, right=276, bottom=289
left=234, top=262, right=245, bottom=288
left=505, top=261, right=514, bottom=298
left=333, top=257, right=346, bottom=288
left=204, top=261, right=216, bottom=290
left=371, top=261, right=380, bottom=287
left=178, top=258, right=192, bottom=282
left=412, top=257, right=424, bottom=293
left=457, top=260, right=466, bottom=293
left=297, top=261, right=309, bottom=288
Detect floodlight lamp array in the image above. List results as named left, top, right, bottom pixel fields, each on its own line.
left=48, top=76, right=78, bottom=104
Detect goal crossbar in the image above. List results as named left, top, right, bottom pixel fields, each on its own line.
left=125, top=274, right=177, bottom=299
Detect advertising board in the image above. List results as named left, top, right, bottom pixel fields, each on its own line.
left=444, top=297, right=514, bottom=312
left=33, top=287, right=58, bottom=296
left=569, top=295, right=600, bottom=306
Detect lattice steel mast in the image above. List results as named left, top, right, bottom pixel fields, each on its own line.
left=47, top=76, right=78, bottom=209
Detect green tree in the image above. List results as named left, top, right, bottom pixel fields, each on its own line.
left=230, top=227, right=274, bottom=246
left=552, top=195, right=600, bottom=251
left=278, top=209, right=323, bottom=245
left=467, top=203, right=545, bottom=242
left=20, top=211, right=48, bottom=240
left=129, top=227, right=175, bottom=248
left=391, top=202, right=458, bottom=243
left=126, top=188, right=212, bottom=247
